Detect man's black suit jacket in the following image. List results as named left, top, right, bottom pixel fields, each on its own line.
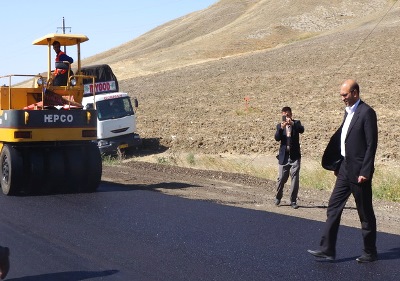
left=322, top=100, right=378, bottom=183
left=275, top=120, right=304, bottom=165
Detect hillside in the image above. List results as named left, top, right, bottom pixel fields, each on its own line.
left=87, top=0, right=398, bottom=164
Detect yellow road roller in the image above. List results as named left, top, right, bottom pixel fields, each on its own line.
left=0, top=33, right=102, bottom=195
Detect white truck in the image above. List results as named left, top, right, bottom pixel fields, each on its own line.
left=81, top=64, right=142, bottom=154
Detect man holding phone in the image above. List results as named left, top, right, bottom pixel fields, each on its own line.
left=274, top=107, right=304, bottom=209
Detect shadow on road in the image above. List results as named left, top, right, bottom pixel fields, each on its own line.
left=310, top=247, right=400, bottom=264
left=124, top=137, right=169, bottom=157
left=379, top=247, right=400, bottom=261
left=280, top=204, right=357, bottom=211
left=99, top=181, right=200, bottom=193
left=7, top=270, right=118, bottom=281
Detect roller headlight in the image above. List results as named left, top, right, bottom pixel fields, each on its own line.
left=37, top=77, right=43, bottom=86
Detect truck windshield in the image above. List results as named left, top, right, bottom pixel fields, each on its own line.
left=96, top=97, right=134, bottom=121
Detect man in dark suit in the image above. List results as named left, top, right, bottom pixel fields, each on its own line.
left=274, top=107, right=304, bottom=209
left=308, top=79, right=378, bottom=263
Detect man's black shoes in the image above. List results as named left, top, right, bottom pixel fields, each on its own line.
left=273, top=199, right=299, bottom=209
left=356, top=253, right=378, bottom=263
left=307, top=249, right=335, bottom=261
left=308, top=249, right=378, bottom=263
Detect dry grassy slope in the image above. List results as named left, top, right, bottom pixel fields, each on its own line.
left=84, top=0, right=389, bottom=78
left=88, top=0, right=399, bottom=164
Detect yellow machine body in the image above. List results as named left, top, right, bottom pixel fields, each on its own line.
left=0, top=33, right=101, bottom=196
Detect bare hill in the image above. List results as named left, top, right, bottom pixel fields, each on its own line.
left=87, top=0, right=399, bottom=164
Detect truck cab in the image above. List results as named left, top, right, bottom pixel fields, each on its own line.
left=81, top=64, right=141, bottom=154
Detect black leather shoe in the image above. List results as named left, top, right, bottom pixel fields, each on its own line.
left=356, top=253, right=378, bottom=263
left=307, top=249, right=335, bottom=261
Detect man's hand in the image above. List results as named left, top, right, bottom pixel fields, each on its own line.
left=358, top=176, right=368, bottom=183
left=281, top=118, right=293, bottom=129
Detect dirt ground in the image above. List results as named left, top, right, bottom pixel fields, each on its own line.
left=113, top=0, right=400, bottom=166
left=94, top=1, right=400, bottom=236
left=102, top=159, right=400, bottom=236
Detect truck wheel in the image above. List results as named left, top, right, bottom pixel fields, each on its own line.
left=0, top=145, right=22, bottom=195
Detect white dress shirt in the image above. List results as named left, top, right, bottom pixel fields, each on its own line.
left=341, top=99, right=361, bottom=157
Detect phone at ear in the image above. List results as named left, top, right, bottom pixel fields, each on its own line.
left=282, top=116, right=286, bottom=122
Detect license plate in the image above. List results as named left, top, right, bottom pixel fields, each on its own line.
left=118, top=144, right=128, bottom=149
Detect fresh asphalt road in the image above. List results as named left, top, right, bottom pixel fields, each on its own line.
left=0, top=181, right=399, bottom=281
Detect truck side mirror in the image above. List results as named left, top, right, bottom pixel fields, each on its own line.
left=134, top=98, right=138, bottom=108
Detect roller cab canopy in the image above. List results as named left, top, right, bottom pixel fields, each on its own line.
left=32, top=33, right=89, bottom=46
left=32, top=33, right=89, bottom=80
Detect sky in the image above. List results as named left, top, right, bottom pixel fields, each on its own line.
left=0, top=0, right=217, bottom=83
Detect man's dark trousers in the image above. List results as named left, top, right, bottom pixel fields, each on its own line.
left=319, top=159, right=377, bottom=256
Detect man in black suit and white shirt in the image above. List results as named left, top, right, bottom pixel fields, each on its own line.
left=274, top=107, right=304, bottom=209
left=308, top=79, right=378, bottom=263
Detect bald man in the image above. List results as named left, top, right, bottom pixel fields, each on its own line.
left=308, top=79, right=378, bottom=263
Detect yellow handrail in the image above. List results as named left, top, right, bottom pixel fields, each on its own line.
left=0, top=74, right=44, bottom=109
